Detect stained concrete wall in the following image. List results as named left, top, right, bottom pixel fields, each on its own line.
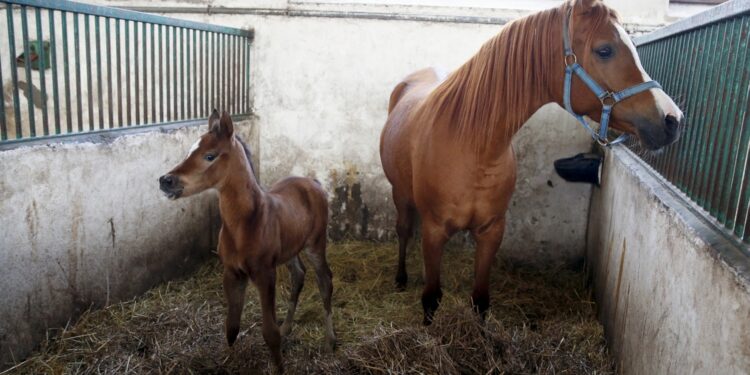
left=587, top=147, right=750, bottom=375
left=0, top=119, right=259, bottom=367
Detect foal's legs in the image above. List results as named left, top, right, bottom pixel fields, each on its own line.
left=421, top=220, right=449, bottom=325
left=255, top=269, right=283, bottom=372
left=223, top=267, right=248, bottom=346
left=280, top=256, right=306, bottom=336
left=470, top=217, right=506, bottom=319
left=305, top=235, right=336, bottom=352
left=394, top=192, right=416, bottom=290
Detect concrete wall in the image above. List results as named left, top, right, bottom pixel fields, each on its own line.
left=0, top=119, right=259, bottom=367
left=587, top=147, right=750, bottom=375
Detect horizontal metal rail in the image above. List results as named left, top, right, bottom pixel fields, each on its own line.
left=0, top=0, right=253, bottom=143
left=630, top=0, right=750, bottom=243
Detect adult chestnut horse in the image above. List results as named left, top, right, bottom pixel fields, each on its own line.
left=159, top=111, right=335, bottom=372
left=380, top=0, right=683, bottom=324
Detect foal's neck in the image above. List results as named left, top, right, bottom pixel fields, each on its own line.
left=217, top=148, right=264, bottom=228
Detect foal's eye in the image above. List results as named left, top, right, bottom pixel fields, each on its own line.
left=204, top=154, right=216, bottom=162
left=595, top=46, right=614, bottom=60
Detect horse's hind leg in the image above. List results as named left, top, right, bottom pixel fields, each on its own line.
left=470, top=216, right=506, bottom=319
left=394, top=190, right=416, bottom=290
left=305, top=235, right=336, bottom=352
left=223, top=267, right=249, bottom=346
left=280, top=256, right=306, bottom=336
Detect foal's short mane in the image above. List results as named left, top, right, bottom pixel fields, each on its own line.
left=234, top=135, right=256, bottom=176
left=422, top=1, right=617, bottom=152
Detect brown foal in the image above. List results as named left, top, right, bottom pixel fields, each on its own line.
left=159, top=110, right=335, bottom=372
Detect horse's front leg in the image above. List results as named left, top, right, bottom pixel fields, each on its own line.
left=255, top=267, right=283, bottom=373
left=421, top=219, right=449, bottom=325
left=470, top=216, right=506, bottom=319
left=223, top=267, right=248, bottom=346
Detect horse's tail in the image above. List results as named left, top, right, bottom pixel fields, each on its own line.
left=388, top=81, right=408, bottom=114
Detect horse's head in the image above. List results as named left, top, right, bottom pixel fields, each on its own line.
left=565, top=0, right=683, bottom=150
left=159, top=110, right=241, bottom=199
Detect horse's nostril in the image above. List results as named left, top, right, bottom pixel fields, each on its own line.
left=665, top=115, right=679, bottom=131
left=160, top=175, right=174, bottom=187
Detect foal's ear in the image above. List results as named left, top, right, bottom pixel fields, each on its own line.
left=218, top=111, right=235, bottom=139
left=575, top=0, right=599, bottom=11
left=209, top=109, right=221, bottom=133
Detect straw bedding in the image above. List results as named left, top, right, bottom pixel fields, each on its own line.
left=9, top=242, right=613, bottom=374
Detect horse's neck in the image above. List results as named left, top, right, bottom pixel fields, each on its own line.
left=218, top=161, right=265, bottom=230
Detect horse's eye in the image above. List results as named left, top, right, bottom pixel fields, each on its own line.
left=595, top=46, right=614, bottom=60
left=204, top=154, right=216, bottom=162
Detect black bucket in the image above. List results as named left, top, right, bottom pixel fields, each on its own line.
left=553, top=153, right=602, bottom=186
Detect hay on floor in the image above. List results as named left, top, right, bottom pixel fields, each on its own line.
left=8, top=242, right=614, bottom=374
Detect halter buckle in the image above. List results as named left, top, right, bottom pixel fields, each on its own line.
left=564, top=53, right=577, bottom=67
left=600, top=92, right=616, bottom=106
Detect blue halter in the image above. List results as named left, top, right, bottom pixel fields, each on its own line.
left=562, top=8, right=662, bottom=147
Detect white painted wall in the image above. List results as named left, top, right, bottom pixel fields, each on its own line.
left=587, top=147, right=750, bottom=375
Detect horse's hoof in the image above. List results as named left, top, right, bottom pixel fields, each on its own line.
left=226, top=328, right=240, bottom=346
left=422, top=315, right=434, bottom=326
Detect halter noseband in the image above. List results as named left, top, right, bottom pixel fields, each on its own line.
left=562, top=7, right=661, bottom=147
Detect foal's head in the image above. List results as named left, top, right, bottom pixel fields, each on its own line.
left=159, top=110, right=250, bottom=199
left=566, top=0, right=683, bottom=149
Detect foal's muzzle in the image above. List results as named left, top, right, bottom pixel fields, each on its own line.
left=159, top=174, right=183, bottom=199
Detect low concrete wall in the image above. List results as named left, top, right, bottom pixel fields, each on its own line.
left=587, top=147, right=750, bottom=375
left=0, top=119, right=259, bottom=367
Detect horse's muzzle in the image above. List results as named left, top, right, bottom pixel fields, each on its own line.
left=159, top=174, right=183, bottom=200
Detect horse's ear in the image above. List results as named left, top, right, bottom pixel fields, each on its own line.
left=218, top=111, right=235, bottom=139
left=209, top=109, right=221, bottom=133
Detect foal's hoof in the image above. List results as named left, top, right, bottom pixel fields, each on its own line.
left=226, top=328, right=240, bottom=346
left=324, top=336, right=337, bottom=353
left=395, top=274, right=408, bottom=291
left=279, top=322, right=292, bottom=337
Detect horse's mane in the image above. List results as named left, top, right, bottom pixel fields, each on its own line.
left=421, top=0, right=617, bottom=152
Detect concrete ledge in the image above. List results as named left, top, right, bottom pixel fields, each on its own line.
left=587, top=146, right=750, bottom=374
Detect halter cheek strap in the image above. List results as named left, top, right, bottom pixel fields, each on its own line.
left=562, top=7, right=662, bottom=147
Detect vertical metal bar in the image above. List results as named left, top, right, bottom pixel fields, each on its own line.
left=172, top=26, right=177, bottom=119
left=181, top=27, right=186, bottom=119
left=84, top=14, right=93, bottom=131
left=134, top=21, right=139, bottom=125
left=143, top=21, right=148, bottom=124
left=165, top=25, right=170, bottom=121
left=675, top=29, right=707, bottom=190
left=21, top=5, right=36, bottom=137
left=212, top=32, right=217, bottom=110
left=664, top=32, right=691, bottom=183
left=49, top=10, right=61, bottom=134
left=116, top=18, right=123, bottom=127
left=95, top=15, right=104, bottom=129
left=61, top=11, right=72, bottom=133
left=246, top=36, right=250, bottom=114
left=228, top=35, right=234, bottom=113
left=192, top=29, right=197, bottom=118
left=6, top=4, right=22, bottom=138
left=151, top=23, right=155, bottom=123
left=159, top=24, right=164, bottom=122
left=0, top=51, right=5, bottom=140
left=240, top=36, right=245, bottom=113
left=223, top=33, right=228, bottom=112
left=35, top=8, right=49, bottom=135
left=106, top=17, right=113, bottom=128
left=234, top=36, right=239, bottom=113
left=125, top=19, right=131, bottom=126
left=185, top=28, right=190, bottom=119
left=203, top=31, right=208, bottom=116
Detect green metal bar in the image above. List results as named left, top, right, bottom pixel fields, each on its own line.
left=21, top=5, right=36, bottom=137
left=35, top=7, right=49, bottom=135
left=659, top=34, right=684, bottom=180
left=4, top=0, right=254, bottom=38
left=134, top=21, right=139, bottom=125
left=49, top=9, right=61, bottom=134
left=181, top=27, right=185, bottom=119
left=6, top=4, right=23, bottom=138
left=125, top=19, right=131, bottom=126
left=95, top=15, right=104, bottom=129
left=664, top=32, right=692, bottom=183
left=172, top=26, right=177, bottom=119
left=142, top=21, right=147, bottom=124
left=61, top=10, right=72, bottom=133
left=159, top=24, right=163, bottom=122
left=116, top=18, right=123, bottom=127
left=84, top=14, right=93, bottom=131
left=106, top=17, right=113, bottom=128
left=151, top=23, right=155, bottom=123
